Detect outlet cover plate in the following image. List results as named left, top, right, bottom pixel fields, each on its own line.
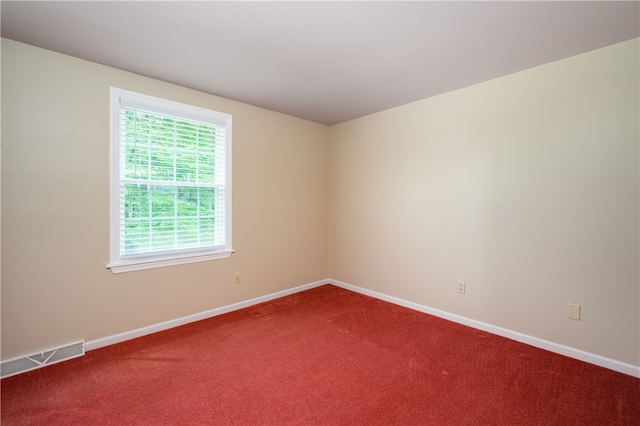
left=568, top=303, right=581, bottom=320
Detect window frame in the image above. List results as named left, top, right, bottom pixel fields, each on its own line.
left=108, top=87, right=233, bottom=274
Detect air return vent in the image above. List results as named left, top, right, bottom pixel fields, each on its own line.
left=1, top=341, right=84, bottom=379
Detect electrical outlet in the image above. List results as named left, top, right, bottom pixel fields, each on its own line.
left=567, top=303, right=580, bottom=320
left=457, top=281, right=466, bottom=294
left=234, top=272, right=241, bottom=284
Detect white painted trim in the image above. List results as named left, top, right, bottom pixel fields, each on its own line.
left=17, top=278, right=637, bottom=379
left=326, top=279, right=640, bottom=378
left=85, top=279, right=327, bottom=351
left=107, top=250, right=234, bottom=274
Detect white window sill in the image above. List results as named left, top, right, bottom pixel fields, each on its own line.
left=107, top=250, right=234, bottom=274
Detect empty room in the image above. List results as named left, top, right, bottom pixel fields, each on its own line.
left=1, top=1, right=639, bottom=425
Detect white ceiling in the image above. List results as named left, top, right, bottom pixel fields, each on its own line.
left=2, top=1, right=639, bottom=125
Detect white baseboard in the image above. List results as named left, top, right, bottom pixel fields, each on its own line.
left=84, top=277, right=637, bottom=378
left=326, top=278, right=640, bottom=378
left=14, top=278, right=637, bottom=379
left=85, top=279, right=327, bottom=352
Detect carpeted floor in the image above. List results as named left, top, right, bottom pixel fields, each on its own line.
left=2, top=284, right=639, bottom=425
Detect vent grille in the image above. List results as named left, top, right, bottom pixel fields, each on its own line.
left=1, top=341, right=84, bottom=379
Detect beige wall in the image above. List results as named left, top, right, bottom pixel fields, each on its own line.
left=329, top=39, right=639, bottom=366
left=1, top=39, right=329, bottom=359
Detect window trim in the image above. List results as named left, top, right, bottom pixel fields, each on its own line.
left=107, top=87, right=233, bottom=274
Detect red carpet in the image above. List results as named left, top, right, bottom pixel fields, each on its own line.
left=2, top=284, right=639, bottom=425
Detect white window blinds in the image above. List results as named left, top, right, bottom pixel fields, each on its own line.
left=109, top=88, right=232, bottom=273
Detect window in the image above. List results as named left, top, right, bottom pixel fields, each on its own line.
left=108, top=88, right=232, bottom=273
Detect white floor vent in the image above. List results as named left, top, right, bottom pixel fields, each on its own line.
left=1, top=341, right=85, bottom=379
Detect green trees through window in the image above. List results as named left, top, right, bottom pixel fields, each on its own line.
left=121, top=108, right=221, bottom=256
